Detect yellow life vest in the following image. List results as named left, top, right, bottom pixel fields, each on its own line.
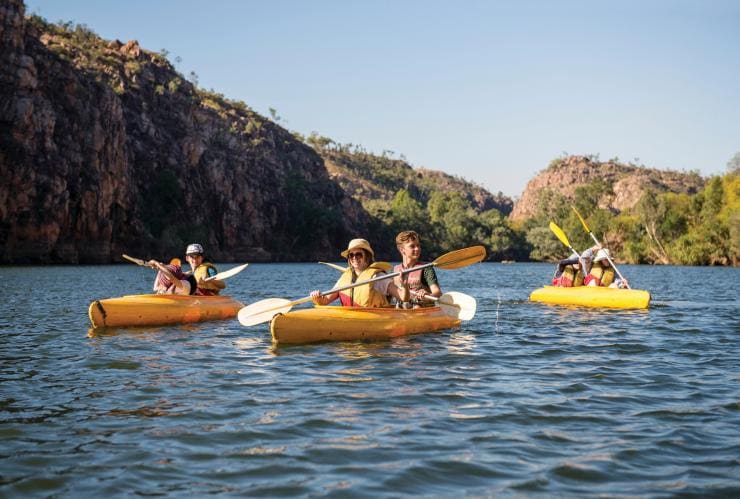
left=193, top=262, right=223, bottom=295
left=555, top=265, right=584, bottom=287
left=336, top=262, right=390, bottom=307
left=588, top=262, right=615, bottom=287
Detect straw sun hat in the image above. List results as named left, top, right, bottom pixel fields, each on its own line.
left=340, top=238, right=375, bottom=259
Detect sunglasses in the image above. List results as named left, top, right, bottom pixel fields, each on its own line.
left=347, top=252, right=365, bottom=259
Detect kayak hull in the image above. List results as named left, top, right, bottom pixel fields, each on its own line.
left=270, top=305, right=461, bottom=345
left=529, top=286, right=650, bottom=309
left=88, top=294, right=244, bottom=328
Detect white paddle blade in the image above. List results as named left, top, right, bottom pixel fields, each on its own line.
left=318, top=262, right=348, bottom=272
left=238, top=298, right=293, bottom=327
left=438, top=291, right=477, bottom=321
left=206, top=263, right=249, bottom=281
left=122, top=254, right=147, bottom=266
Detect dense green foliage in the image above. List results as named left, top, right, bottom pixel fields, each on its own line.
left=306, top=136, right=525, bottom=261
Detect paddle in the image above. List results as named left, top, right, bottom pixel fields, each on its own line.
left=204, top=263, right=249, bottom=281
left=418, top=291, right=477, bottom=321
left=238, top=245, right=487, bottom=326
left=549, top=222, right=581, bottom=258
left=318, top=261, right=347, bottom=272
left=123, top=254, right=248, bottom=281
left=571, top=205, right=631, bottom=288
left=122, top=254, right=150, bottom=267
left=318, top=261, right=393, bottom=272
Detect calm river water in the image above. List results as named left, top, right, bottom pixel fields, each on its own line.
left=0, top=262, right=738, bottom=497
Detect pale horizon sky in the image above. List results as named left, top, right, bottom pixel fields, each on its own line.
left=25, top=0, right=740, bottom=197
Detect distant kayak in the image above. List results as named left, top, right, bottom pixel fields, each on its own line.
left=270, top=305, right=461, bottom=345
left=88, top=294, right=244, bottom=328
left=529, top=286, right=651, bottom=309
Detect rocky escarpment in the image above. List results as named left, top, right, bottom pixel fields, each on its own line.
left=0, top=0, right=369, bottom=263
left=510, top=155, right=705, bottom=221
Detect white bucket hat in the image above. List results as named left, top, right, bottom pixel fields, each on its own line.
left=594, top=248, right=611, bottom=262
left=340, top=238, right=375, bottom=259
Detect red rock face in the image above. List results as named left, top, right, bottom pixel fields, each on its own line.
left=0, top=0, right=369, bottom=263
left=509, top=156, right=705, bottom=222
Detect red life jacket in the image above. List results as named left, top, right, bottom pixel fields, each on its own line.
left=393, top=262, right=429, bottom=293
left=552, top=266, right=582, bottom=287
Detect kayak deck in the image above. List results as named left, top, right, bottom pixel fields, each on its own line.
left=529, top=285, right=650, bottom=309
left=88, top=294, right=244, bottom=328
left=270, top=305, right=461, bottom=345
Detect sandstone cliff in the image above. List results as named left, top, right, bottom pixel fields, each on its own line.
left=510, top=155, right=705, bottom=221
left=0, top=0, right=370, bottom=263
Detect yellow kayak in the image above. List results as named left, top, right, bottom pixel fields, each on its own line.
left=270, top=305, right=461, bottom=345
left=88, top=294, right=244, bottom=328
left=529, top=286, right=651, bottom=309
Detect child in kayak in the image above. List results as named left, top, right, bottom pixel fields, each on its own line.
left=184, top=243, right=225, bottom=296
left=149, top=260, right=197, bottom=295
left=393, top=230, right=442, bottom=308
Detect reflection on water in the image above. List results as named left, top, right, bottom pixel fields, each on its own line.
left=0, top=262, right=738, bottom=496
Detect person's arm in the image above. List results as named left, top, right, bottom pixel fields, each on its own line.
left=311, top=276, right=343, bottom=305
left=610, top=276, right=629, bottom=289
left=578, top=246, right=598, bottom=274
left=197, top=266, right=226, bottom=290
left=310, top=290, right=339, bottom=305
left=386, top=277, right=410, bottom=304
left=148, top=260, right=185, bottom=290
left=416, top=267, right=441, bottom=299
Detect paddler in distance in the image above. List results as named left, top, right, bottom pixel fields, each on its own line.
left=394, top=230, right=442, bottom=308
left=310, top=238, right=409, bottom=307
left=582, top=247, right=629, bottom=289
left=185, top=243, right=225, bottom=296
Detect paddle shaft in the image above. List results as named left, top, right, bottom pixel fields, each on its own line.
left=315, top=261, right=437, bottom=299
left=314, top=246, right=483, bottom=299
left=572, top=206, right=630, bottom=288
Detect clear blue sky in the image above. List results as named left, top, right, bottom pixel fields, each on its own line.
left=25, top=0, right=740, bottom=197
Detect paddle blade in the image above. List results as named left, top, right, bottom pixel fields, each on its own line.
left=238, top=298, right=293, bottom=327
left=318, top=262, right=348, bottom=272
left=319, top=261, right=392, bottom=273
left=433, top=246, right=486, bottom=270
left=549, top=221, right=571, bottom=248
left=122, top=254, right=147, bottom=266
left=438, top=291, right=477, bottom=320
left=206, top=263, right=249, bottom=281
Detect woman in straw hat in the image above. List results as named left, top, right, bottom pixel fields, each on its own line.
left=310, top=238, right=409, bottom=307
